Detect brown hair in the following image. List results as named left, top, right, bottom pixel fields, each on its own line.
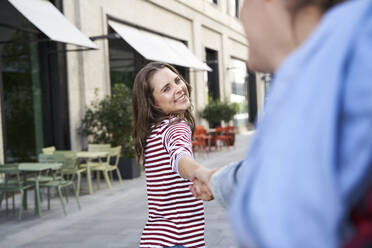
left=288, top=0, right=346, bottom=12
left=132, top=62, right=195, bottom=164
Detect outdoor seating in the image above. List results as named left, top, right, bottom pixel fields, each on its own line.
left=42, top=146, right=56, bottom=154
left=213, top=126, right=231, bottom=151
left=26, top=154, right=63, bottom=211
left=92, top=146, right=123, bottom=190
left=192, top=136, right=205, bottom=157
left=76, top=144, right=111, bottom=194
left=226, top=125, right=236, bottom=147
left=37, top=153, right=81, bottom=216
left=54, top=151, right=86, bottom=197
left=42, top=148, right=88, bottom=197
left=0, top=164, right=33, bottom=220
left=82, top=144, right=111, bottom=172
left=192, top=125, right=211, bottom=157
left=77, top=152, right=109, bottom=195
left=88, top=144, right=111, bottom=153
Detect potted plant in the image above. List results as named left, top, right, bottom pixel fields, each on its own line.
left=201, top=100, right=238, bottom=146
left=200, top=100, right=224, bottom=128
left=220, top=102, right=239, bottom=146
left=221, top=102, right=239, bottom=125
left=200, top=100, right=238, bottom=127
left=79, top=83, right=141, bottom=179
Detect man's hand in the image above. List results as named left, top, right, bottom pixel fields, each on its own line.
left=189, top=167, right=219, bottom=201
left=190, top=179, right=214, bottom=201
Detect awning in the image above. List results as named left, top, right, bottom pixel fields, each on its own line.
left=108, top=21, right=211, bottom=71
left=8, top=0, right=97, bottom=49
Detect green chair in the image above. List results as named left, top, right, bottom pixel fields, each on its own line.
left=85, top=144, right=111, bottom=169
left=92, top=146, right=123, bottom=190
left=0, top=164, right=33, bottom=220
left=37, top=153, right=81, bottom=216
left=79, top=144, right=111, bottom=169
left=54, top=151, right=86, bottom=197
left=26, top=154, right=63, bottom=213
left=42, top=146, right=56, bottom=155
left=87, top=144, right=111, bottom=153
left=86, top=144, right=112, bottom=190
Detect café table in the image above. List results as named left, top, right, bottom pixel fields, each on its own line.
left=76, top=151, right=108, bottom=195
left=18, top=162, right=62, bottom=217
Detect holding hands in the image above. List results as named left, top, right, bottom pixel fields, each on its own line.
left=190, top=167, right=219, bottom=201
left=177, top=156, right=218, bottom=201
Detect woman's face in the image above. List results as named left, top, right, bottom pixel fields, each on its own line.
left=150, top=67, right=191, bottom=115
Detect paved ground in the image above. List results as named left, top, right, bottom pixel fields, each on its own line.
left=0, top=133, right=253, bottom=248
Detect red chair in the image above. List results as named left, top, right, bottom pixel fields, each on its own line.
left=213, top=126, right=231, bottom=151
left=192, top=135, right=206, bottom=158
left=196, top=125, right=212, bottom=152
left=192, top=126, right=212, bottom=157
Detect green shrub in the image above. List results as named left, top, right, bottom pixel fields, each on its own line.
left=79, top=84, right=134, bottom=158
left=201, top=100, right=238, bottom=127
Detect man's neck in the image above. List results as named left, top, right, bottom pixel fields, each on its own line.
left=292, top=6, right=323, bottom=46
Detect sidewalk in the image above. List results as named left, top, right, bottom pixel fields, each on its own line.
left=0, top=133, right=253, bottom=248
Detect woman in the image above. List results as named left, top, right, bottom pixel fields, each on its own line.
left=132, top=62, right=211, bottom=248
left=192, top=0, right=372, bottom=247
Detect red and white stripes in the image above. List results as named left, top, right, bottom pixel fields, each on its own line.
left=140, top=119, right=205, bottom=248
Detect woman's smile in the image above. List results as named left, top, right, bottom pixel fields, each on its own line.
left=175, top=94, right=188, bottom=103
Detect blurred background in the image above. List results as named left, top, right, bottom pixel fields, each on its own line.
left=0, top=0, right=272, bottom=164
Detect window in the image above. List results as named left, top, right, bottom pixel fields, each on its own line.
left=229, top=0, right=239, bottom=17
left=262, top=73, right=273, bottom=102
left=247, top=69, right=257, bottom=123
left=205, top=48, right=220, bottom=101
left=108, top=27, right=136, bottom=90
left=229, top=58, right=248, bottom=128
left=207, top=0, right=218, bottom=5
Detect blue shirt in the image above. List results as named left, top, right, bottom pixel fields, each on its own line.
left=229, top=0, right=372, bottom=247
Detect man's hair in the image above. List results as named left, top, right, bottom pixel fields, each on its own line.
left=289, top=0, right=347, bottom=12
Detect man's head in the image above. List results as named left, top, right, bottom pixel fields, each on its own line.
left=239, top=0, right=345, bottom=73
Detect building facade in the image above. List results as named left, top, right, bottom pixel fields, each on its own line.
left=0, top=0, right=266, bottom=164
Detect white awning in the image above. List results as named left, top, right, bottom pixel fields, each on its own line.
left=108, top=21, right=211, bottom=71
left=8, top=0, right=97, bottom=49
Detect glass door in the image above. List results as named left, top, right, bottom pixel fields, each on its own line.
left=0, top=2, right=43, bottom=162
left=0, top=0, right=70, bottom=162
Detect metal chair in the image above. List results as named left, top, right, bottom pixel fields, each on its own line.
left=54, top=151, right=86, bottom=197
left=213, top=126, right=231, bottom=151
left=87, top=144, right=111, bottom=153
left=37, top=153, right=81, bottom=216
left=92, top=146, right=123, bottom=190
left=0, top=164, right=33, bottom=220
left=42, top=146, right=56, bottom=155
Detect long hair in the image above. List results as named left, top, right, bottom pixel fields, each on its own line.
left=132, top=62, right=195, bottom=164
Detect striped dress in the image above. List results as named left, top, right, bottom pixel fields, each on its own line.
left=140, top=119, right=206, bottom=248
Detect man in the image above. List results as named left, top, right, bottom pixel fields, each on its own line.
left=191, top=0, right=372, bottom=247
